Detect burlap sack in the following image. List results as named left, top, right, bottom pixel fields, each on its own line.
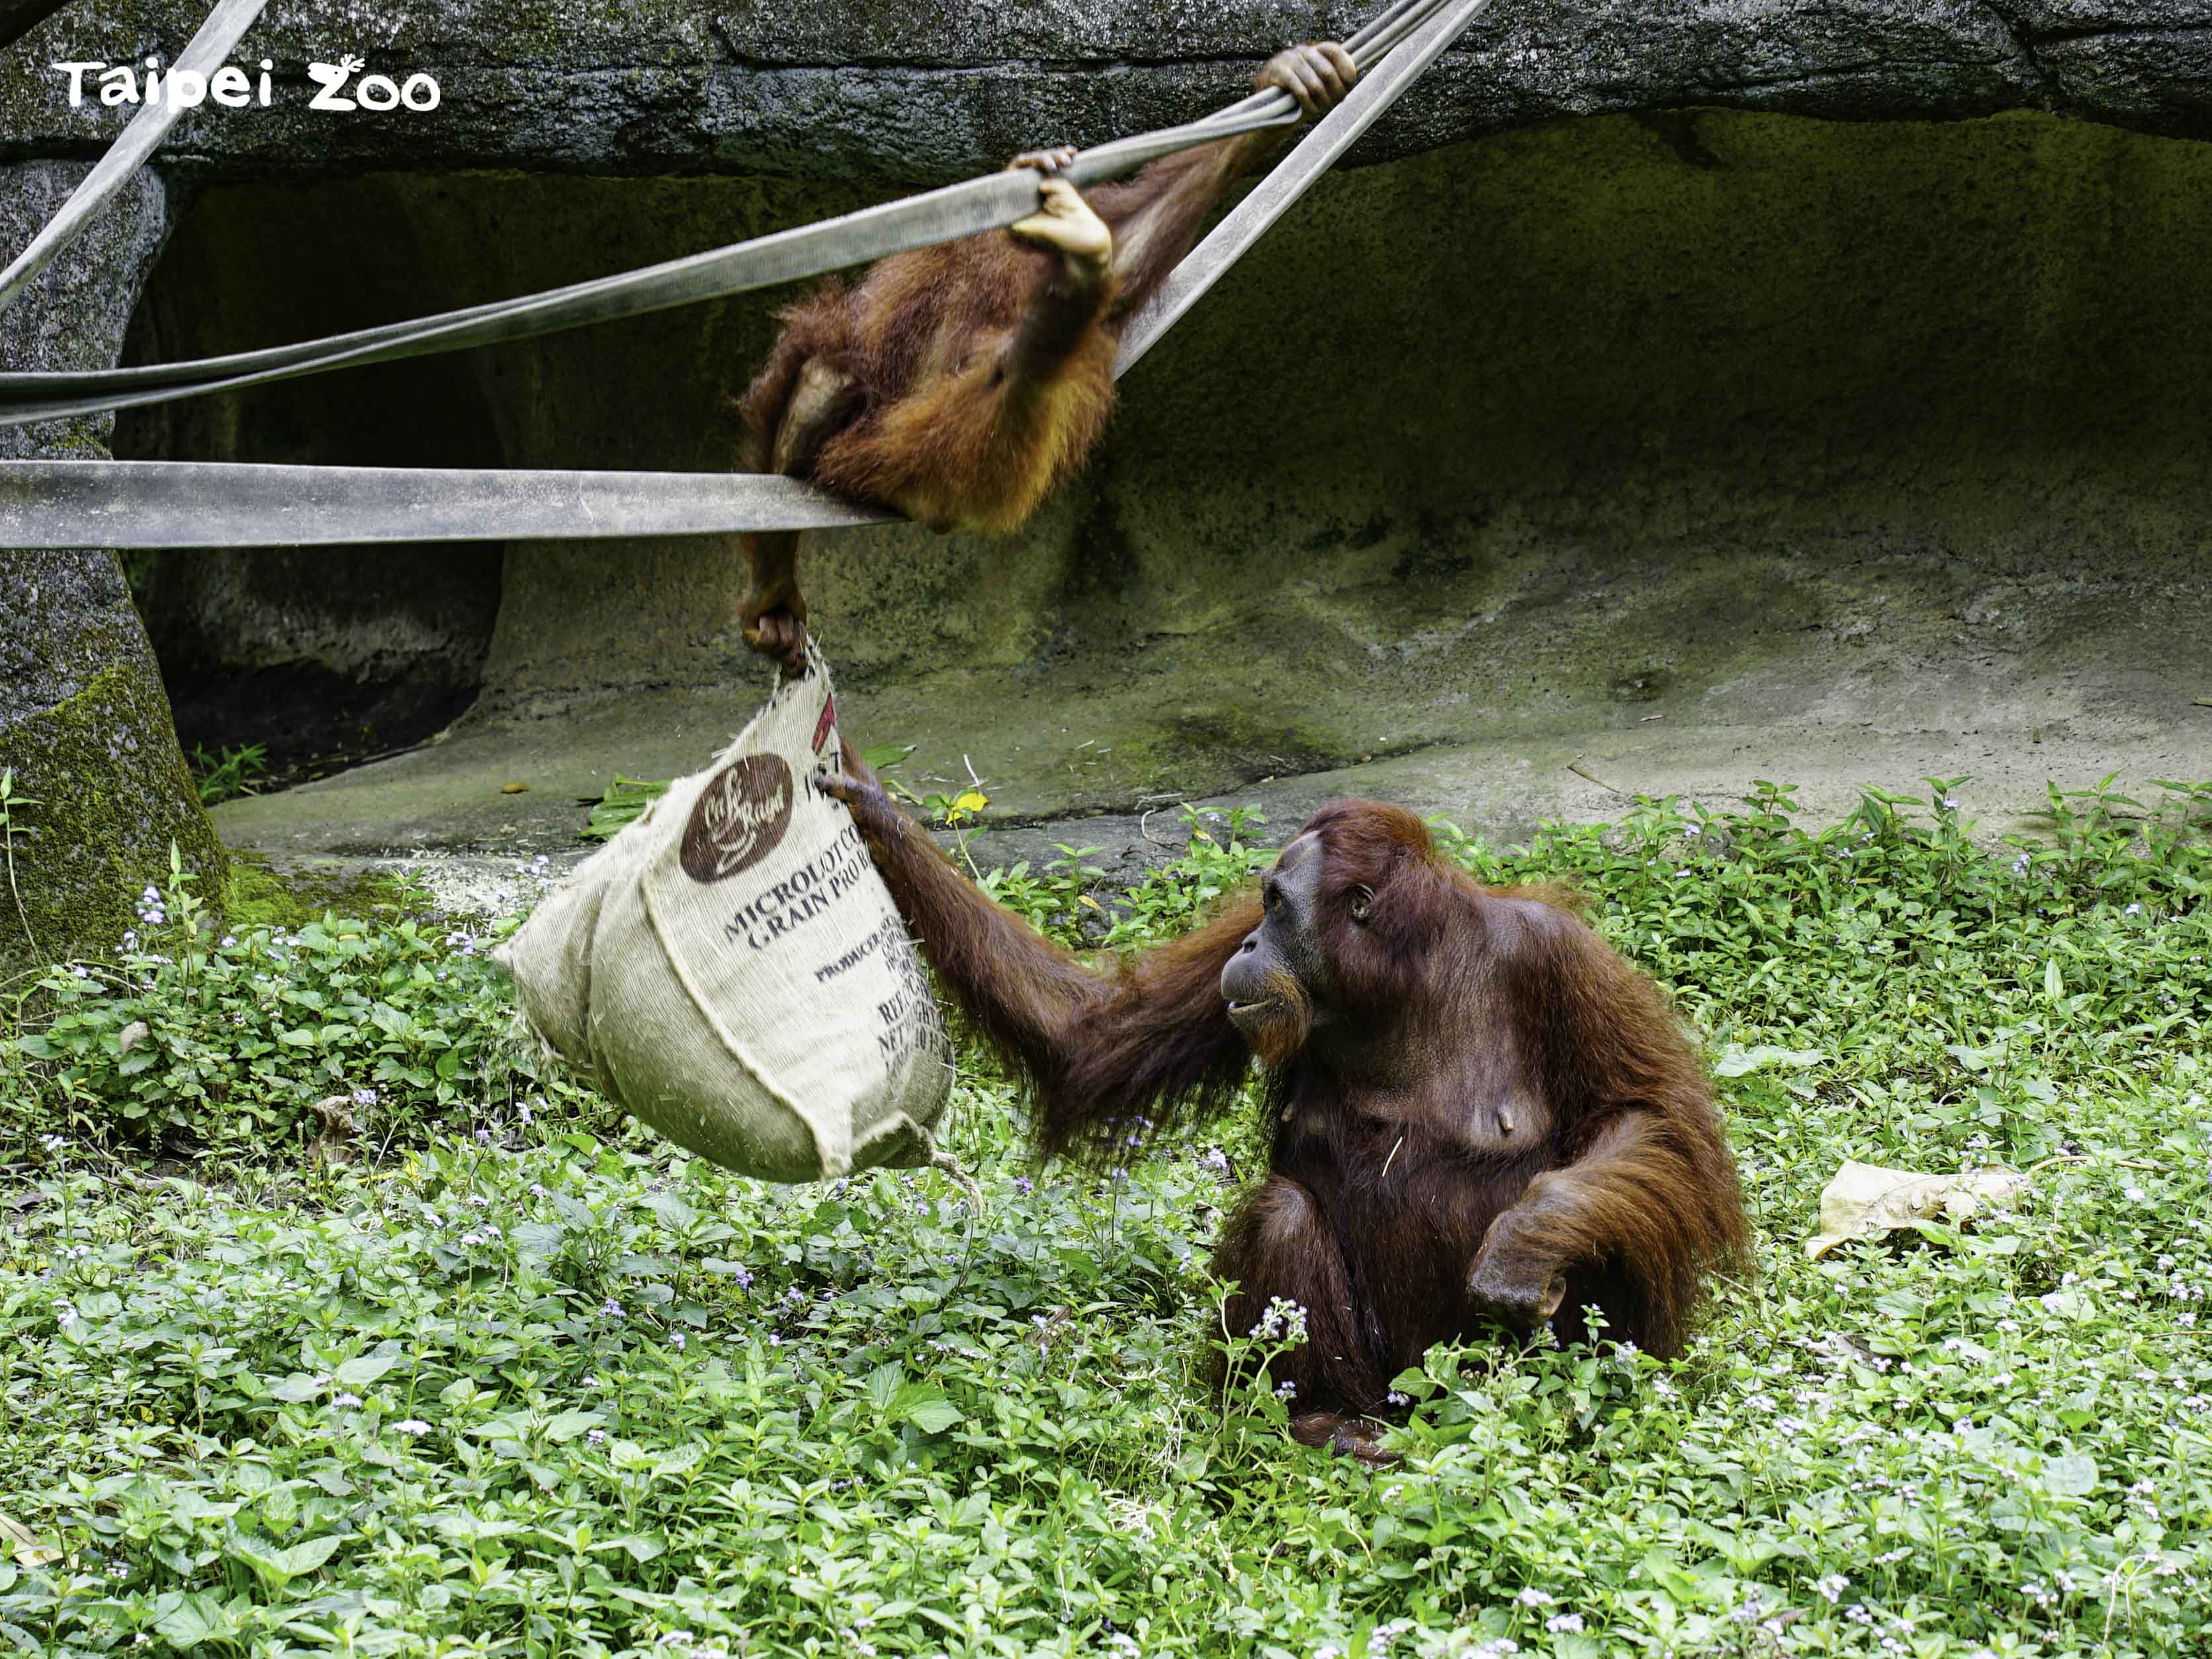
left=496, top=648, right=954, bottom=1181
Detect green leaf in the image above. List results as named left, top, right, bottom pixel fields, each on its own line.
left=545, top=1410, right=606, bottom=1443
left=154, top=1592, right=240, bottom=1648
left=275, top=1535, right=341, bottom=1578
left=648, top=1192, right=697, bottom=1232
left=907, top=1400, right=962, bottom=1434
left=652, top=1443, right=704, bottom=1479
left=2045, top=1454, right=2098, bottom=1496
left=228, top=1531, right=338, bottom=1586
left=335, top=1353, right=398, bottom=1388
left=582, top=776, right=672, bottom=840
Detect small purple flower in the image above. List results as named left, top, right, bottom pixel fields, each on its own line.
left=587, top=1427, right=606, bottom=1445
left=601, top=1298, right=624, bottom=1319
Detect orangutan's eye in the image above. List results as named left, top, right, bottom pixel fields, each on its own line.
left=1347, top=885, right=1374, bottom=922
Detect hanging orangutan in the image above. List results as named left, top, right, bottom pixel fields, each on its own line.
left=734, top=40, right=1360, bottom=668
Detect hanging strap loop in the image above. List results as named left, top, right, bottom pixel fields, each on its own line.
left=0, top=0, right=1482, bottom=429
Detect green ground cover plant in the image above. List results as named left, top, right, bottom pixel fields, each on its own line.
left=189, top=748, right=270, bottom=810
left=0, top=779, right=2207, bottom=1658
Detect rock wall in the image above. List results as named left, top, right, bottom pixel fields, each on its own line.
left=5, top=0, right=2211, bottom=175
left=0, top=162, right=225, bottom=971
left=4, top=1, right=2210, bottom=840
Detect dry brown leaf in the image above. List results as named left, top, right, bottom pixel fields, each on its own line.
left=1806, top=1160, right=2030, bottom=1259
left=0, top=1511, right=61, bottom=1568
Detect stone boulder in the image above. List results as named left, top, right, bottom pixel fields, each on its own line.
left=0, top=160, right=223, bottom=972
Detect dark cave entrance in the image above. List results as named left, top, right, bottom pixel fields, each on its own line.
left=113, top=179, right=510, bottom=785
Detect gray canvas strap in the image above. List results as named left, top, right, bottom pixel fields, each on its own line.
left=0, top=0, right=1493, bottom=547
left=0, top=0, right=271, bottom=313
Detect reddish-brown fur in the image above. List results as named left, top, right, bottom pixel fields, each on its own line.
left=740, top=233, right=1121, bottom=539
left=830, top=772, right=1749, bottom=1452
left=733, top=44, right=1355, bottom=664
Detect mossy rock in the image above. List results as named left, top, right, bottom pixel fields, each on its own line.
left=0, top=551, right=227, bottom=977
left=224, top=852, right=419, bottom=932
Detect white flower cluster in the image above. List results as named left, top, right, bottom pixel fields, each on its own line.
left=1248, top=1296, right=1309, bottom=1346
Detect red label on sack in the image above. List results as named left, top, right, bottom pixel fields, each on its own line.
left=813, top=695, right=837, bottom=756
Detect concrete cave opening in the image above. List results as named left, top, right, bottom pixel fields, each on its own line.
left=111, top=109, right=2211, bottom=831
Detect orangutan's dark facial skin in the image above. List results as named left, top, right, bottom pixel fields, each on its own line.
left=1221, top=832, right=1370, bottom=1065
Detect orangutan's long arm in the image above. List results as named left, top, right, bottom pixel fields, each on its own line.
left=1088, top=41, right=1357, bottom=325
left=824, top=750, right=1259, bottom=1159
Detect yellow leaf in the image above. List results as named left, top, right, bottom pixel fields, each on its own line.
left=1806, top=1161, right=2030, bottom=1259
left=0, top=1512, right=61, bottom=1568
left=1079, top=895, right=1102, bottom=911
left=953, top=791, right=989, bottom=814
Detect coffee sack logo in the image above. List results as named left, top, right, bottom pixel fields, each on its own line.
left=680, top=755, right=794, bottom=884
